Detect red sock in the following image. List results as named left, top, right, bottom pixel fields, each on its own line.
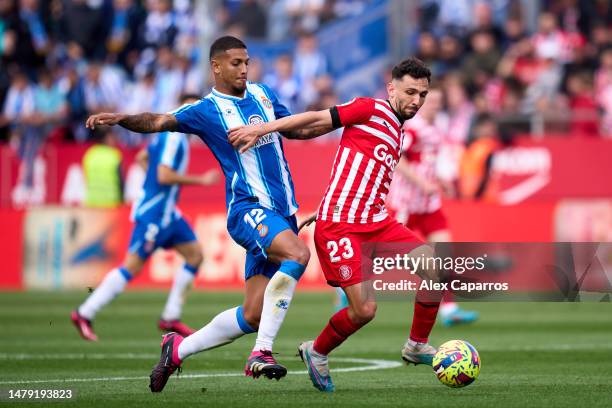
left=313, top=307, right=364, bottom=355
left=409, top=289, right=442, bottom=343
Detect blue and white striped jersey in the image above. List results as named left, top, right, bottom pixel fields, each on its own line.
left=131, top=131, right=189, bottom=227
left=173, top=82, right=298, bottom=217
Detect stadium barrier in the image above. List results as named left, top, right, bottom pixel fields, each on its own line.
left=2, top=199, right=611, bottom=291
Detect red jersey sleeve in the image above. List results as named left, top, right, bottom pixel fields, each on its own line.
left=330, top=97, right=375, bottom=127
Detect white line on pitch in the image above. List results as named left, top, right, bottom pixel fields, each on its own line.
left=2, top=342, right=611, bottom=362
left=0, top=358, right=402, bottom=385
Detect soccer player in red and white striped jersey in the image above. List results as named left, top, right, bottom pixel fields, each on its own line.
left=387, top=88, right=478, bottom=327
left=229, top=58, right=442, bottom=392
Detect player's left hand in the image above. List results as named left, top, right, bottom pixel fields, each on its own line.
left=298, top=213, right=317, bottom=232
left=200, top=168, right=221, bottom=185
left=228, top=125, right=263, bottom=153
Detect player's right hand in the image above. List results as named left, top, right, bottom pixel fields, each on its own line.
left=298, top=213, right=317, bottom=232
left=86, top=113, right=125, bottom=130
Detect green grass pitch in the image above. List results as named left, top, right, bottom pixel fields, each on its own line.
left=1, top=291, right=611, bottom=407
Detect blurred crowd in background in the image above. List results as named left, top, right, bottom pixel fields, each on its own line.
left=1, top=0, right=611, bottom=204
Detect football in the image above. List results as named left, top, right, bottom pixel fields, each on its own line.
left=432, top=340, right=481, bottom=388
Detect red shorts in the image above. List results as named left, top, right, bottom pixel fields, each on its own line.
left=405, top=209, right=448, bottom=238
left=314, top=216, right=424, bottom=287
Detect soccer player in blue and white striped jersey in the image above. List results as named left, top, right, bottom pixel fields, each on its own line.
left=72, top=95, right=220, bottom=342
left=85, top=36, right=335, bottom=391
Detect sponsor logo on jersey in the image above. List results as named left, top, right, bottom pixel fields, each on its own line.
left=253, top=133, right=274, bottom=148
left=374, top=143, right=398, bottom=169
left=339, top=265, right=352, bottom=280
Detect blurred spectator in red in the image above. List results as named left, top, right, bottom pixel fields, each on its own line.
left=564, top=72, right=600, bottom=136
left=532, top=11, right=581, bottom=64
left=595, top=48, right=612, bottom=134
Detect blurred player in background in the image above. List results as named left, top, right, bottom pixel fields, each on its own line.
left=387, top=87, right=478, bottom=326
left=71, top=94, right=220, bottom=341
left=229, top=58, right=443, bottom=392
left=85, top=36, right=333, bottom=391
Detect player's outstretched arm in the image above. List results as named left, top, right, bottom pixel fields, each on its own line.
left=228, top=110, right=332, bottom=153
left=158, top=166, right=221, bottom=186
left=86, top=112, right=178, bottom=133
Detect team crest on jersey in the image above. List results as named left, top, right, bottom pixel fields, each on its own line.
left=261, top=96, right=272, bottom=109
left=248, top=114, right=264, bottom=125
left=224, top=107, right=235, bottom=116
left=339, top=265, right=352, bottom=280
left=257, top=223, right=268, bottom=237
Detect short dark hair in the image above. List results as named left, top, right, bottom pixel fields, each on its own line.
left=391, top=57, right=431, bottom=83
left=179, top=93, right=201, bottom=104
left=209, top=36, right=247, bottom=61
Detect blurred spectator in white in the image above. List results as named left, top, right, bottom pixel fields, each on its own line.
left=264, top=54, right=301, bottom=113
left=444, top=73, right=475, bottom=145
left=268, top=0, right=291, bottom=41
left=286, top=0, right=325, bottom=34
left=152, top=46, right=183, bottom=113
left=333, top=0, right=368, bottom=18
left=83, top=61, right=125, bottom=114
left=140, top=0, right=177, bottom=52
left=59, top=0, right=107, bottom=59
left=532, top=11, right=577, bottom=64
left=173, top=0, right=200, bottom=62
left=293, top=31, right=327, bottom=107
left=522, top=42, right=563, bottom=116
left=176, top=54, right=203, bottom=96
left=2, top=69, right=35, bottom=148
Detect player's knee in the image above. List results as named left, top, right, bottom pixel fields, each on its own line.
left=242, top=308, right=261, bottom=330
left=284, top=241, right=310, bottom=266
left=185, top=249, right=204, bottom=268
left=351, top=302, right=377, bottom=324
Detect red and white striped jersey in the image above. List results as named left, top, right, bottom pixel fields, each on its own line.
left=387, top=115, right=442, bottom=219
left=317, top=97, right=404, bottom=224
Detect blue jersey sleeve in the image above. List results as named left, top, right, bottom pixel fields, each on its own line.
left=172, top=100, right=208, bottom=137
left=159, top=133, right=184, bottom=170
left=261, top=84, right=291, bottom=119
